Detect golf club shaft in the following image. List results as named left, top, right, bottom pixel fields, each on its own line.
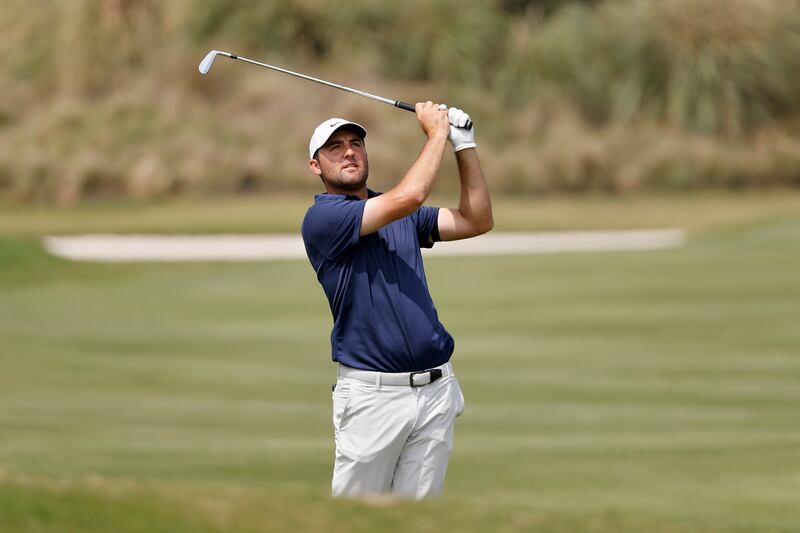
left=223, top=53, right=471, bottom=128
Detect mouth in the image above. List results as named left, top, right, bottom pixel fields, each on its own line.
left=342, top=163, right=358, bottom=171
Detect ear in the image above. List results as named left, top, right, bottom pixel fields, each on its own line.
left=308, top=159, right=322, bottom=177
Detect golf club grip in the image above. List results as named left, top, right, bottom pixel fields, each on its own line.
left=394, top=101, right=474, bottom=129
left=395, top=100, right=416, bottom=112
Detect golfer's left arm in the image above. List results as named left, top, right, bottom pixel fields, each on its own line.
left=437, top=108, right=493, bottom=241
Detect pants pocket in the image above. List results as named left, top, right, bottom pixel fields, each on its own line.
left=332, top=380, right=353, bottom=432
left=453, top=377, right=465, bottom=418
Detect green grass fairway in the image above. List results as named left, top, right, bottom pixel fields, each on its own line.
left=4, top=191, right=800, bottom=235
left=2, top=195, right=800, bottom=531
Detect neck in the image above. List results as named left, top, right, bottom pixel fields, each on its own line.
left=324, top=183, right=368, bottom=200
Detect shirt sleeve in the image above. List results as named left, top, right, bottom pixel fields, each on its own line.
left=301, top=199, right=366, bottom=260
left=412, top=205, right=440, bottom=249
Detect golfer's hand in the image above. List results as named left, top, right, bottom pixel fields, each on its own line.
left=416, top=101, right=450, bottom=139
left=447, top=107, right=476, bottom=152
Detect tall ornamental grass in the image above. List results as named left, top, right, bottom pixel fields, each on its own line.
left=501, top=0, right=800, bottom=136
left=1, top=0, right=800, bottom=203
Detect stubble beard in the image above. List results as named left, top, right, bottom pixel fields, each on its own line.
left=323, top=164, right=369, bottom=192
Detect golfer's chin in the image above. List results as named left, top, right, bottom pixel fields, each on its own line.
left=330, top=170, right=368, bottom=191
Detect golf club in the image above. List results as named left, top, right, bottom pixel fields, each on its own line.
left=198, top=50, right=472, bottom=129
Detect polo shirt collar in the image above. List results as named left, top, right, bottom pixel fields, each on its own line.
left=315, top=189, right=380, bottom=202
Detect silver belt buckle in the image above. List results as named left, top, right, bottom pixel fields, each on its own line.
left=409, top=368, right=443, bottom=387
left=409, top=371, right=428, bottom=387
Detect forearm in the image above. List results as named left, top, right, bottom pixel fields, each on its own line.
left=391, top=132, right=448, bottom=206
left=360, top=132, right=447, bottom=235
left=455, top=148, right=493, bottom=233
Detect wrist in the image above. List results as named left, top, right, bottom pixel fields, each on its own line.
left=429, top=132, right=449, bottom=142
left=454, top=142, right=477, bottom=152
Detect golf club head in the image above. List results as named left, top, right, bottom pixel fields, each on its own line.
left=198, top=50, right=230, bottom=75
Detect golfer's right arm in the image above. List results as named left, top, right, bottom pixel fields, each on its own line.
left=360, top=102, right=449, bottom=236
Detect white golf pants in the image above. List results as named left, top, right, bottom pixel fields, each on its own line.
left=331, top=362, right=465, bottom=499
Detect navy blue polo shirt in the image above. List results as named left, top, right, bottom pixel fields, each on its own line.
left=301, top=189, right=454, bottom=372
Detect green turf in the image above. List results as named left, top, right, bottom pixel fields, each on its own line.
left=3, top=191, right=800, bottom=235
left=1, top=198, right=800, bottom=532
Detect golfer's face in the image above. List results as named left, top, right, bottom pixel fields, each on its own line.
left=317, top=131, right=369, bottom=190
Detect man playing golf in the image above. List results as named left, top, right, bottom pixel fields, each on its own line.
left=301, top=102, right=492, bottom=499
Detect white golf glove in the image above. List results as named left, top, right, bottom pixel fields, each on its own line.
left=447, top=107, right=476, bottom=152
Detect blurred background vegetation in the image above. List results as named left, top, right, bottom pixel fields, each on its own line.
left=1, top=0, right=799, bottom=205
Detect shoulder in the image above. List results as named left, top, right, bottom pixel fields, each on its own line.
left=301, top=195, right=366, bottom=240
left=302, top=195, right=344, bottom=224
